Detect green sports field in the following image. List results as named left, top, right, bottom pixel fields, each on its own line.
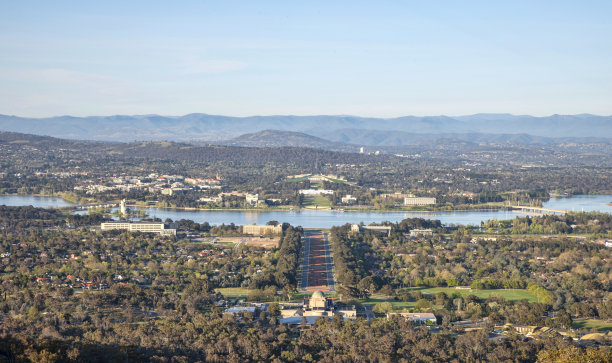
left=573, top=319, right=612, bottom=333
left=405, top=287, right=538, bottom=302
left=361, top=298, right=416, bottom=309
left=215, top=287, right=252, bottom=297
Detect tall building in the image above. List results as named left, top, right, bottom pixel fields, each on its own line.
left=120, top=199, right=127, bottom=217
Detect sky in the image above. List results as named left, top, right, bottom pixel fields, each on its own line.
left=1, top=0, right=611, bottom=118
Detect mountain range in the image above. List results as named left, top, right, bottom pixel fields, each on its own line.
left=0, top=113, right=610, bottom=149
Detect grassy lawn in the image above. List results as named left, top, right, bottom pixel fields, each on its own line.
left=215, top=287, right=252, bottom=297
left=361, top=298, right=416, bottom=310
left=293, top=291, right=341, bottom=300
left=405, top=287, right=538, bottom=303
left=285, top=176, right=309, bottom=182
left=302, top=195, right=332, bottom=208
left=324, top=177, right=352, bottom=184
left=573, top=319, right=612, bottom=333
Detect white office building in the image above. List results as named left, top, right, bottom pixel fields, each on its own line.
left=101, top=222, right=177, bottom=236
left=403, top=197, right=436, bottom=206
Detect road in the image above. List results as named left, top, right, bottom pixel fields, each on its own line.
left=299, top=231, right=335, bottom=292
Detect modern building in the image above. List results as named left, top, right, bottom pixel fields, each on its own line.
left=410, top=229, right=433, bottom=237
left=242, top=224, right=283, bottom=236
left=279, top=315, right=330, bottom=325
left=100, top=221, right=177, bottom=236
left=224, top=307, right=258, bottom=316
left=351, top=224, right=392, bottom=237
left=387, top=312, right=437, bottom=325
left=161, top=187, right=189, bottom=195
left=341, top=195, right=357, bottom=204
left=403, top=197, right=436, bottom=206
left=199, top=196, right=223, bottom=203
left=246, top=193, right=264, bottom=206
left=299, top=189, right=334, bottom=195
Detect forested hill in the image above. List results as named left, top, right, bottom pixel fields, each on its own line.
left=0, top=131, right=387, bottom=167
left=2, top=130, right=612, bottom=170
left=218, top=129, right=357, bottom=152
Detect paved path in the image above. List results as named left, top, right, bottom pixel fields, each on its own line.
left=299, top=231, right=335, bottom=292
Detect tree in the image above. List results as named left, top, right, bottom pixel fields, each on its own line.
left=267, top=303, right=280, bottom=318
left=372, top=302, right=393, bottom=314
left=415, top=299, right=431, bottom=311
left=555, top=310, right=572, bottom=329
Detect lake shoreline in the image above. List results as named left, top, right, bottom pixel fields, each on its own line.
left=3, top=193, right=611, bottom=215
left=125, top=205, right=509, bottom=214
left=2, top=194, right=611, bottom=228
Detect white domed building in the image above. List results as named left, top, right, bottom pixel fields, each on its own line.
left=309, top=290, right=330, bottom=310
left=279, top=291, right=357, bottom=324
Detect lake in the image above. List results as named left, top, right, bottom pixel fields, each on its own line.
left=0, top=195, right=75, bottom=208
left=2, top=194, right=610, bottom=228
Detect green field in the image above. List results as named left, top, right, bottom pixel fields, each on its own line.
left=573, top=319, right=612, bottom=333
left=302, top=195, right=332, bottom=209
left=324, top=177, right=351, bottom=185
left=293, top=291, right=341, bottom=300
left=361, top=298, right=416, bottom=309
left=285, top=176, right=309, bottom=182
left=405, top=287, right=538, bottom=302
left=215, top=287, right=252, bottom=297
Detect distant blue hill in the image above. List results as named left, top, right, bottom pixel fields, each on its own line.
left=0, top=113, right=609, bottom=144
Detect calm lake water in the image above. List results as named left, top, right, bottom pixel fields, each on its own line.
left=543, top=194, right=612, bottom=214
left=0, top=195, right=75, bottom=208
left=2, top=194, right=610, bottom=228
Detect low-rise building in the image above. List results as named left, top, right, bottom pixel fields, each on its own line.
left=199, top=196, right=223, bottom=203
left=242, top=224, right=283, bottom=235
left=224, top=307, right=258, bottom=316
left=161, top=187, right=190, bottom=195
left=246, top=193, right=264, bottom=206
left=387, top=312, right=437, bottom=325
left=404, top=197, right=436, bottom=206
left=410, top=229, right=433, bottom=237
left=351, top=224, right=392, bottom=237
left=278, top=291, right=357, bottom=325
left=341, top=195, right=357, bottom=204
left=100, top=221, right=177, bottom=236
left=299, top=189, right=334, bottom=195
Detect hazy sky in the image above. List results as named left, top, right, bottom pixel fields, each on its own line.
left=1, top=1, right=611, bottom=117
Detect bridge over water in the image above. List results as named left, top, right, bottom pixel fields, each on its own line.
left=512, top=205, right=569, bottom=215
